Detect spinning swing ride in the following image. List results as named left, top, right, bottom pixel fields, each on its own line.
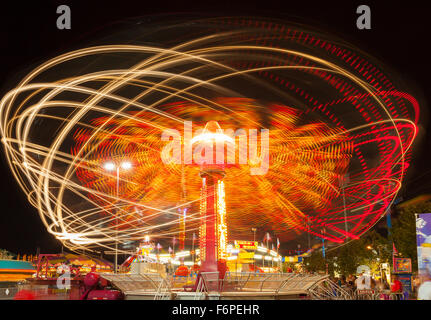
left=0, top=17, right=419, bottom=270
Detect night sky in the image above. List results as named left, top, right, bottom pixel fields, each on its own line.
left=0, top=0, right=430, bottom=257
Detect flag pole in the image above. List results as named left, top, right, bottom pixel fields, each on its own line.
left=264, top=232, right=271, bottom=271
left=277, top=238, right=279, bottom=271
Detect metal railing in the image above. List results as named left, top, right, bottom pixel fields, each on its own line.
left=100, top=273, right=167, bottom=295
left=354, top=289, right=407, bottom=300
left=193, top=272, right=220, bottom=300
left=0, top=286, right=18, bottom=300
left=154, top=278, right=171, bottom=300
left=100, top=271, right=373, bottom=300
left=221, top=272, right=327, bottom=294
left=192, top=272, right=333, bottom=298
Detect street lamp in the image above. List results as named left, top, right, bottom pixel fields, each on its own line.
left=104, top=162, right=116, bottom=171
left=121, top=161, right=132, bottom=170
left=103, top=160, right=132, bottom=273
left=366, top=245, right=379, bottom=256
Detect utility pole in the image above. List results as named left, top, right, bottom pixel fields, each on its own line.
left=103, top=161, right=132, bottom=274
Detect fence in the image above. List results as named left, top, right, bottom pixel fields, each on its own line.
left=192, top=272, right=342, bottom=299
left=100, top=273, right=171, bottom=299
left=354, top=289, right=407, bottom=300
left=308, top=278, right=353, bottom=300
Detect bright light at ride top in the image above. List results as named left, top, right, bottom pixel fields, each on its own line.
left=191, top=120, right=235, bottom=146
left=190, top=132, right=234, bottom=144
left=121, top=162, right=132, bottom=170
left=190, top=120, right=235, bottom=171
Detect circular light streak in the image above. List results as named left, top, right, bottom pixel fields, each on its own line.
left=0, top=17, right=419, bottom=254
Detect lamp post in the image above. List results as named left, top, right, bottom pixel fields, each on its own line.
left=103, top=160, right=132, bottom=274
left=191, top=233, right=196, bottom=266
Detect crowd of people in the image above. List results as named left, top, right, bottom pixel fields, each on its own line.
left=331, top=273, right=410, bottom=299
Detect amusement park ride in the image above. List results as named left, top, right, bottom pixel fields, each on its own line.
left=194, top=121, right=229, bottom=278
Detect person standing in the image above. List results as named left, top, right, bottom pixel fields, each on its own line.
left=356, top=273, right=366, bottom=290
left=418, top=271, right=431, bottom=300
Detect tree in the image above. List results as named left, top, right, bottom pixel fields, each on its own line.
left=304, top=249, right=327, bottom=273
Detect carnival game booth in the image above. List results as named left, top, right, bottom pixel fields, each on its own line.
left=226, top=241, right=282, bottom=273
left=8, top=253, right=114, bottom=299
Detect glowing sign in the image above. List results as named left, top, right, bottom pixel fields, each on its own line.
left=238, top=251, right=255, bottom=263
left=234, top=240, right=258, bottom=250
left=217, top=180, right=228, bottom=260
